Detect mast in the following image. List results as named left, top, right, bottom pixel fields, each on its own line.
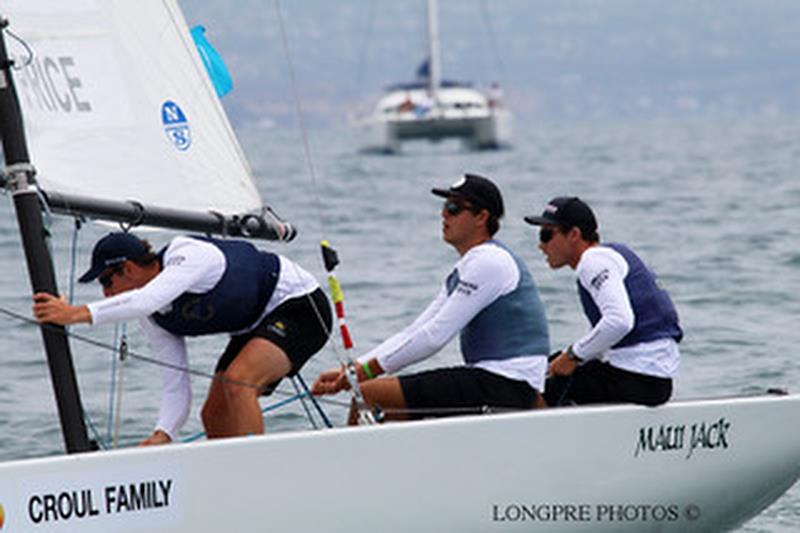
left=426, top=0, right=441, bottom=102
left=0, top=20, right=92, bottom=453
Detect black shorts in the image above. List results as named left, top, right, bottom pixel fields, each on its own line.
left=544, top=359, right=672, bottom=407
left=215, top=288, right=332, bottom=389
left=398, top=366, right=537, bottom=420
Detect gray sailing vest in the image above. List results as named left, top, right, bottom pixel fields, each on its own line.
left=449, top=241, right=550, bottom=364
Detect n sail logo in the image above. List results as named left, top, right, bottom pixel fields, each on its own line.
left=161, top=101, right=192, bottom=151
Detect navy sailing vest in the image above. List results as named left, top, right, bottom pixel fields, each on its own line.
left=450, top=241, right=550, bottom=364
left=578, top=243, right=682, bottom=348
left=151, top=237, right=280, bottom=336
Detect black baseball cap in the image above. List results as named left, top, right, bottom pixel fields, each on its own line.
left=431, top=173, right=504, bottom=218
left=78, top=232, right=148, bottom=283
left=523, top=196, right=598, bottom=234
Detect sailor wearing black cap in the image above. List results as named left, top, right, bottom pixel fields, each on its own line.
left=33, top=233, right=331, bottom=444
left=313, top=174, right=550, bottom=421
left=524, top=197, right=682, bottom=407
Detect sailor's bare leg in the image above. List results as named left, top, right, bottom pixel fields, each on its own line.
left=202, top=338, right=291, bottom=438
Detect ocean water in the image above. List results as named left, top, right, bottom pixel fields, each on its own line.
left=1, top=116, right=799, bottom=531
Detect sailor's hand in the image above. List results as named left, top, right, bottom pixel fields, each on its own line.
left=32, top=293, right=91, bottom=325
left=312, top=366, right=350, bottom=395
left=547, top=351, right=578, bottom=378
left=139, top=430, right=172, bottom=446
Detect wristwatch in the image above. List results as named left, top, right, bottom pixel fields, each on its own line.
left=566, top=345, right=583, bottom=362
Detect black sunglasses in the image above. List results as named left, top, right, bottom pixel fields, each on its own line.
left=539, top=227, right=558, bottom=243
left=443, top=200, right=478, bottom=216
left=98, top=264, right=124, bottom=288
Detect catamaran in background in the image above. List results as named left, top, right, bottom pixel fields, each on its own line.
left=0, top=1, right=799, bottom=532
left=360, top=0, right=511, bottom=153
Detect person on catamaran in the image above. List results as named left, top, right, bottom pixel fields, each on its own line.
left=313, top=174, right=550, bottom=422
left=32, top=233, right=332, bottom=445
left=524, top=197, right=682, bottom=407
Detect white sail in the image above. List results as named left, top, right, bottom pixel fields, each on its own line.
left=3, top=0, right=260, bottom=215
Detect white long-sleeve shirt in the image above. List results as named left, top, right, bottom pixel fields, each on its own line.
left=361, top=242, right=547, bottom=392
left=86, top=236, right=319, bottom=440
left=572, top=246, right=679, bottom=379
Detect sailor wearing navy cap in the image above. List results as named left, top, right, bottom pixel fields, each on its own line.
left=33, top=232, right=331, bottom=444
left=524, top=197, right=682, bottom=406
left=313, top=174, right=550, bottom=421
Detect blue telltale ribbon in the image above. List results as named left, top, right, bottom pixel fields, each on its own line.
left=190, top=25, right=233, bottom=98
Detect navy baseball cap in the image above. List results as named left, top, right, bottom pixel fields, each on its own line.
left=524, top=196, right=597, bottom=234
left=431, top=173, right=504, bottom=218
left=78, top=232, right=147, bottom=283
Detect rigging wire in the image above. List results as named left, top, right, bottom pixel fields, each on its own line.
left=272, top=0, right=375, bottom=425
left=290, top=377, right=318, bottom=429
left=0, top=299, right=353, bottom=449
left=0, top=303, right=517, bottom=422
left=3, top=305, right=273, bottom=393
left=295, top=373, right=333, bottom=428
left=479, top=0, right=508, bottom=84
left=83, top=411, right=108, bottom=451
left=351, top=0, right=377, bottom=116
left=478, top=0, right=514, bottom=115
left=273, top=0, right=323, bottom=209
left=64, top=220, right=128, bottom=446
left=0, top=20, right=34, bottom=70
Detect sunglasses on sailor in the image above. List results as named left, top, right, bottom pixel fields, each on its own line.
left=443, top=200, right=473, bottom=216
left=539, top=227, right=558, bottom=244
left=98, top=264, right=124, bottom=288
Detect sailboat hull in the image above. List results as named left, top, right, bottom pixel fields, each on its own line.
left=363, top=87, right=511, bottom=152
left=0, top=393, right=798, bottom=531
left=386, top=112, right=510, bottom=149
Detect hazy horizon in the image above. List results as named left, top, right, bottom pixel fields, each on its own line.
left=180, top=0, right=800, bottom=129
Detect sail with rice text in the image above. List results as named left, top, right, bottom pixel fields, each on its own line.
left=4, top=0, right=260, bottom=216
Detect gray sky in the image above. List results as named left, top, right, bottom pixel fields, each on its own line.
left=181, top=0, right=800, bottom=127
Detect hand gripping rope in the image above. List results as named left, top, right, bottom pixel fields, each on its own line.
left=320, top=241, right=377, bottom=424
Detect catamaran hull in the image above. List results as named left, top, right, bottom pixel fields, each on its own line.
left=0, top=394, right=798, bottom=532
left=384, top=112, right=509, bottom=149
left=360, top=85, right=512, bottom=153
left=365, top=111, right=510, bottom=153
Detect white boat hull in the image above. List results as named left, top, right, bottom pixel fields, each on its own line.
left=362, top=87, right=511, bottom=152
left=1, top=393, right=798, bottom=532
left=385, top=112, right=510, bottom=148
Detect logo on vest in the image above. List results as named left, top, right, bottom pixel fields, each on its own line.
left=180, top=299, right=214, bottom=322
